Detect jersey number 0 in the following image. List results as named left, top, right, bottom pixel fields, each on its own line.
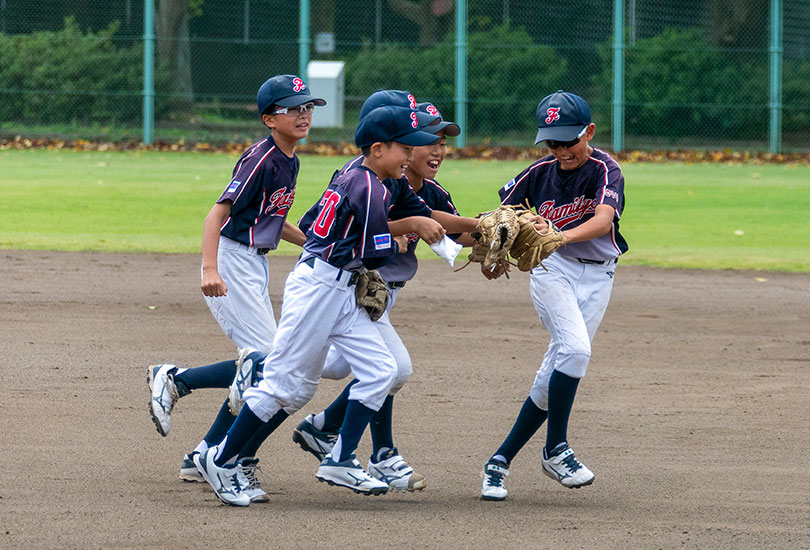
left=312, top=190, right=341, bottom=238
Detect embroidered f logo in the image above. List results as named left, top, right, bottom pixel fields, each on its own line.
left=545, top=107, right=560, bottom=124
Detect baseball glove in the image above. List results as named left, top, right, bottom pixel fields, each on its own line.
left=355, top=269, right=390, bottom=322
left=509, top=212, right=564, bottom=271
left=468, top=205, right=521, bottom=272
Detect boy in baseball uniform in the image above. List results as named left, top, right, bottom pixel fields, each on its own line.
left=193, top=103, right=443, bottom=506
left=480, top=91, right=628, bottom=501
left=291, top=101, right=473, bottom=492
left=147, top=74, right=323, bottom=499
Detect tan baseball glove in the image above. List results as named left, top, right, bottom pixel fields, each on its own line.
left=355, top=269, right=390, bottom=321
left=468, top=205, right=521, bottom=272
left=509, top=211, right=564, bottom=271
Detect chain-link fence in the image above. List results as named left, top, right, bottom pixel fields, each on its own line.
left=2, top=0, right=809, bottom=151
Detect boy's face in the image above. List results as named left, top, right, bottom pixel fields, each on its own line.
left=545, top=123, right=594, bottom=170
left=375, top=141, right=414, bottom=180
left=263, top=102, right=314, bottom=141
left=409, top=135, right=447, bottom=180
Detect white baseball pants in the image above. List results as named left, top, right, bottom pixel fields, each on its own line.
left=528, top=253, right=616, bottom=410
left=203, top=236, right=276, bottom=353
left=244, top=258, right=397, bottom=422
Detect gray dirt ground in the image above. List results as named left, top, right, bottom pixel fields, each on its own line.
left=1, top=250, right=809, bottom=549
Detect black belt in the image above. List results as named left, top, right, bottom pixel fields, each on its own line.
left=256, top=248, right=270, bottom=255
left=388, top=281, right=406, bottom=289
left=577, top=258, right=615, bottom=266
left=300, top=256, right=359, bottom=285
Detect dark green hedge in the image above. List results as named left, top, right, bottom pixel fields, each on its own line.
left=0, top=17, right=168, bottom=125
left=345, top=23, right=567, bottom=135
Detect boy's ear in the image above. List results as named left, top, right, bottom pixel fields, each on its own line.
left=369, top=142, right=383, bottom=157
left=262, top=113, right=276, bottom=129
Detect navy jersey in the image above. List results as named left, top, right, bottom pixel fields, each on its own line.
left=217, top=135, right=298, bottom=249
left=499, top=148, right=628, bottom=260
left=302, top=166, right=397, bottom=270
left=378, top=177, right=461, bottom=283
left=335, top=155, right=433, bottom=221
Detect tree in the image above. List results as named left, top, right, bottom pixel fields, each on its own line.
left=155, top=0, right=202, bottom=113
left=388, top=0, right=452, bottom=46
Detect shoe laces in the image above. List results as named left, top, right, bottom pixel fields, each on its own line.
left=559, top=452, right=582, bottom=473
left=165, top=369, right=180, bottom=402
left=241, top=463, right=262, bottom=489
left=485, top=470, right=504, bottom=488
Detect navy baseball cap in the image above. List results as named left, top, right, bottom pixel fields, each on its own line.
left=355, top=106, right=441, bottom=148
left=416, top=102, right=460, bottom=137
left=359, top=89, right=418, bottom=120
left=534, top=90, right=591, bottom=144
left=257, top=74, right=326, bottom=115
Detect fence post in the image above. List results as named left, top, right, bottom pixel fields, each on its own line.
left=769, top=0, right=783, bottom=153
left=611, top=0, right=624, bottom=153
left=455, top=0, right=467, bottom=148
left=299, top=0, right=309, bottom=144
left=142, top=0, right=155, bottom=145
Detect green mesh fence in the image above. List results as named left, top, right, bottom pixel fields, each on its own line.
left=1, top=0, right=809, bottom=151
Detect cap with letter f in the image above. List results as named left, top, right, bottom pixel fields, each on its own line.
left=416, top=102, right=461, bottom=137
left=355, top=106, right=441, bottom=148
left=534, top=90, right=591, bottom=145
left=257, top=74, right=326, bottom=115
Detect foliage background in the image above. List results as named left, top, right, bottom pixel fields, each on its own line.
left=1, top=1, right=809, bottom=150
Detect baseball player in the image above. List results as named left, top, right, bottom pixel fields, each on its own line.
left=291, top=101, right=473, bottom=492
left=480, top=90, right=628, bottom=501
left=147, top=74, right=323, bottom=499
left=193, top=104, right=446, bottom=506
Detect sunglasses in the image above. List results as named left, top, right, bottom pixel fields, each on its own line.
left=272, top=102, right=315, bottom=116
left=545, top=126, right=588, bottom=149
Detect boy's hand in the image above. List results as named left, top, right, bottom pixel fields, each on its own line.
left=202, top=268, right=228, bottom=297
left=413, top=217, right=445, bottom=245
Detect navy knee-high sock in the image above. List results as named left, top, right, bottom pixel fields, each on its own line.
left=213, top=405, right=266, bottom=466
left=493, top=397, right=548, bottom=465
left=202, top=399, right=237, bottom=446
left=545, top=370, right=580, bottom=453
left=173, top=360, right=236, bottom=393
left=369, top=394, right=394, bottom=457
left=322, top=379, right=358, bottom=433
left=238, top=410, right=290, bottom=459
left=336, top=400, right=375, bottom=462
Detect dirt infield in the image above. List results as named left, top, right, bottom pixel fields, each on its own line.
left=2, top=250, right=809, bottom=549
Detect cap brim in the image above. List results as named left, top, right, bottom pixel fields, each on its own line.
left=415, top=111, right=440, bottom=129
left=534, top=124, right=585, bottom=145
left=275, top=94, right=327, bottom=107
left=428, top=120, right=460, bottom=137
left=394, top=130, right=441, bottom=146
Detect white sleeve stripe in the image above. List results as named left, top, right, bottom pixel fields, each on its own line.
left=360, top=172, right=372, bottom=258
left=232, top=144, right=275, bottom=203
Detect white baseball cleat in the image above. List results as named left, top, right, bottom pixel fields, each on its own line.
left=316, top=454, right=388, bottom=495
left=228, top=348, right=257, bottom=416
left=193, top=448, right=251, bottom=507
left=481, top=459, right=509, bottom=501
left=179, top=452, right=204, bottom=482
left=367, top=447, right=426, bottom=492
left=147, top=364, right=179, bottom=436
left=542, top=442, right=595, bottom=488
left=292, top=414, right=337, bottom=461
left=238, top=457, right=269, bottom=503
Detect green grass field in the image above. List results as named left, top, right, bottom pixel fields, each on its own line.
left=2, top=148, right=808, bottom=271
